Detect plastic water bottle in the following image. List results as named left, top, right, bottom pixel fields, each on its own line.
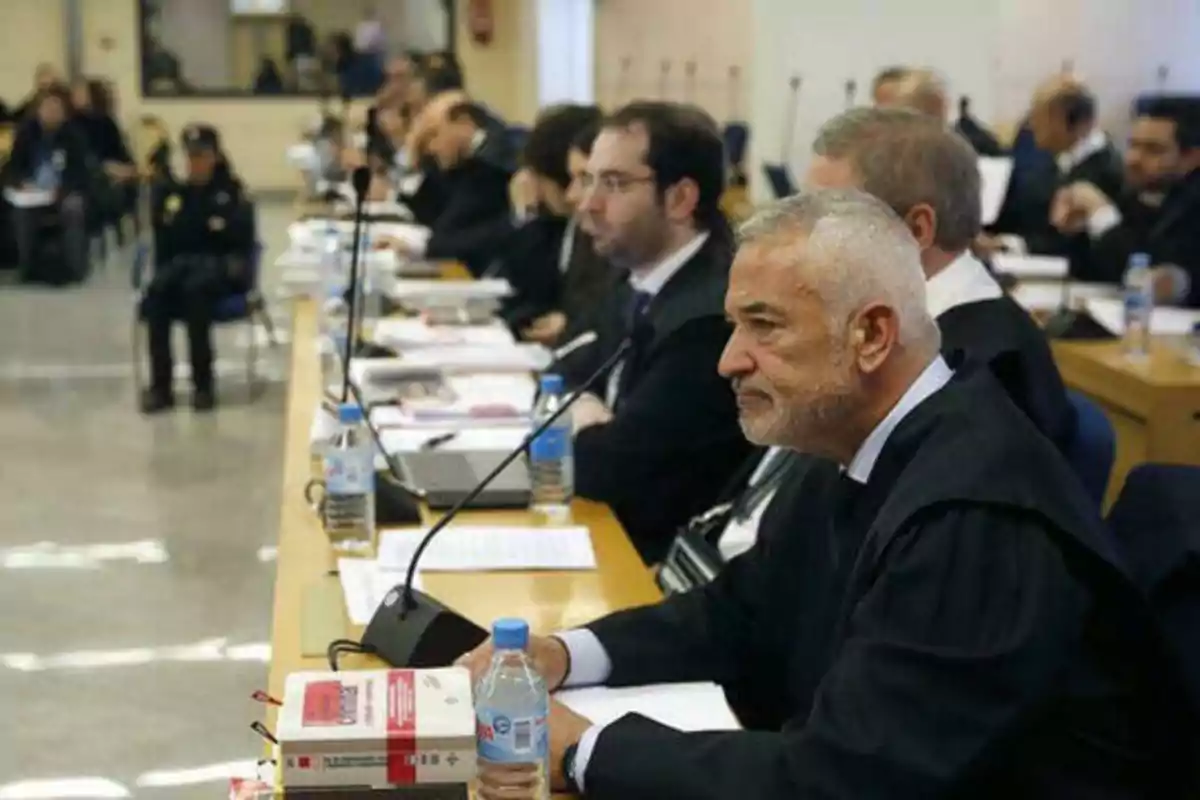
left=529, top=374, right=574, bottom=518
left=1122, top=252, right=1153, bottom=360
left=321, top=402, right=375, bottom=550
left=475, top=619, right=550, bottom=800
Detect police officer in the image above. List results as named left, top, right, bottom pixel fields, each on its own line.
left=140, top=124, right=254, bottom=413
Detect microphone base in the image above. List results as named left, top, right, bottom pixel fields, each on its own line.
left=1043, top=309, right=1118, bottom=341
left=362, top=586, right=489, bottom=668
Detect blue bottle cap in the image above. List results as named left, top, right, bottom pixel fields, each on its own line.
left=1130, top=252, right=1151, bottom=269
left=338, top=402, right=363, bottom=424
left=492, top=618, right=529, bottom=650
left=539, top=373, right=564, bottom=394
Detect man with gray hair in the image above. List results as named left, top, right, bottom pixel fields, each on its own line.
left=459, top=188, right=1165, bottom=799
left=806, top=105, right=1075, bottom=450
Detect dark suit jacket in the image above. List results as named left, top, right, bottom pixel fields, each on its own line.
left=424, top=131, right=516, bottom=275
left=559, top=226, right=616, bottom=326
left=579, top=369, right=1177, bottom=800
left=574, top=234, right=752, bottom=563
left=496, top=213, right=570, bottom=330
left=1086, top=169, right=1200, bottom=306
left=7, top=119, right=93, bottom=195
left=990, top=138, right=1124, bottom=277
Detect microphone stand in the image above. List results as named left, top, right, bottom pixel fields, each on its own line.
left=340, top=166, right=372, bottom=404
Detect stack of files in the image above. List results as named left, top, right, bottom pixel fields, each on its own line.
left=387, top=278, right=512, bottom=305
left=991, top=253, right=1069, bottom=281
left=376, top=427, right=529, bottom=459
left=372, top=317, right=515, bottom=350
left=377, top=525, right=598, bottom=572
left=1009, top=281, right=1120, bottom=313
left=368, top=373, right=537, bottom=428
left=1082, top=297, right=1200, bottom=336
left=350, top=347, right=550, bottom=387
left=338, top=558, right=424, bottom=625
left=287, top=220, right=431, bottom=252
left=557, top=683, right=741, bottom=732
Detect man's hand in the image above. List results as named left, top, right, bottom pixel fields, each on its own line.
left=475, top=700, right=594, bottom=798
left=972, top=233, right=1009, bottom=260
left=509, top=168, right=539, bottom=217
left=549, top=699, right=594, bottom=791
left=455, top=634, right=571, bottom=690
left=521, top=311, right=567, bottom=345
left=366, top=172, right=393, bottom=202
left=571, top=392, right=613, bottom=434
left=1051, top=181, right=1113, bottom=233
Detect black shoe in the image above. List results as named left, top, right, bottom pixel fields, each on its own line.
left=140, top=388, right=175, bottom=414
left=192, top=388, right=216, bottom=412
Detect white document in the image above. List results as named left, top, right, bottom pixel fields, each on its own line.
left=350, top=348, right=550, bottom=386
left=377, top=426, right=529, bottom=454
left=3, top=187, right=55, bottom=208
left=977, top=156, right=1014, bottom=226
left=287, top=142, right=318, bottom=170
left=557, top=683, right=741, bottom=732
left=990, top=253, right=1069, bottom=280
left=377, top=526, right=598, bottom=572
left=1009, top=281, right=1121, bottom=313
left=388, top=278, right=513, bottom=302
left=373, top=318, right=515, bottom=349
left=338, top=558, right=423, bottom=625
left=1084, top=297, right=1200, bottom=336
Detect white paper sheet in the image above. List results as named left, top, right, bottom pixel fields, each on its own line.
left=338, top=558, right=423, bottom=625
left=1008, top=281, right=1121, bottom=313
left=377, top=426, right=529, bottom=454
left=373, top=318, right=515, bottom=349
left=387, top=278, right=512, bottom=302
left=377, top=526, right=597, bottom=572
left=557, top=683, right=741, bottom=732
left=990, top=253, right=1069, bottom=280
left=289, top=220, right=429, bottom=250
left=978, top=156, right=1014, bottom=225
left=350, top=347, right=550, bottom=384
left=1083, top=297, right=1200, bottom=336
left=3, top=187, right=55, bottom=208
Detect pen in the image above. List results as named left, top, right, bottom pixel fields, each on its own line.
left=420, top=432, right=457, bottom=451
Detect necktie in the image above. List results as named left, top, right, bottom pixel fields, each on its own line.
left=627, top=290, right=653, bottom=328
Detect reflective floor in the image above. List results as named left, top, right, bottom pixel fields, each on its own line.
left=0, top=203, right=295, bottom=798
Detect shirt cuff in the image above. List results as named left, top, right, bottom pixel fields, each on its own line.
left=1087, top=204, right=1122, bottom=239
left=554, top=628, right=612, bottom=687
left=997, top=234, right=1027, bottom=255
left=398, top=173, right=423, bottom=197
left=571, top=723, right=607, bottom=793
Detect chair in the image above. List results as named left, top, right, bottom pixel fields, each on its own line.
left=761, top=163, right=797, bottom=199
left=723, top=123, right=750, bottom=171
left=130, top=239, right=278, bottom=402
left=1062, top=390, right=1115, bottom=506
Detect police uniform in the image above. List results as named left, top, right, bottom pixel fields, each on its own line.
left=140, top=125, right=254, bottom=412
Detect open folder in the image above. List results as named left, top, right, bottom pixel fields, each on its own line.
left=557, top=683, right=741, bottom=732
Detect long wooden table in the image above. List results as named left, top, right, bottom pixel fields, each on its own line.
left=1052, top=337, right=1200, bottom=505
left=266, top=296, right=661, bottom=733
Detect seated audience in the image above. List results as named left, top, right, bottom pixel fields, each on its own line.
left=377, top=99, right=516, bottom=275
left=660, top=107, right=1074, bottom=589
left=7, top=85, right=91, bottom=282
left=885, top=68, right=948, bottom=120
left=71, top=78, right=137, bottom=230
left=870, top=65, right=908, bottom=107
left=563, top=101, right=750, bottom=563
left=253, top=58, right=286, bottom=94
left=13, top=63, right=62, bottom=120
left=984, top=77, right=1124, bottom=272
left=285, top=11, right=319, bottom=89
left=1055, top=96, right=1200, bottom=306
left=493, top=104, right=606, bottom=337
left=139, top=114, right=174, bottom=185
left=140, top=125, right=254, bottom=414
left=460, top=188, right=1179, bottom=800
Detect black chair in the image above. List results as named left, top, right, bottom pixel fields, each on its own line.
left=761, top=162, right=797, bottom=199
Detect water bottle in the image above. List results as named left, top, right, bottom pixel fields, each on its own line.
left=1122, top=252, right=1153, bottom=360
left=529, top=374, right=574, bottom=519
left=475, top=619, right=550, bottom=800
left=321, top=402, right=375, bottom=550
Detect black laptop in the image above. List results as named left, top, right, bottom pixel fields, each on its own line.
left=396, top=450, right=532, bottom=509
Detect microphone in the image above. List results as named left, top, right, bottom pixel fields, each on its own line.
left=843, top=78, right=857, bottom=110
left=780, top=74, right=802, bottom=164
left=339, top=166, right=372, bottom=402
left=360, top=330, right=647, bottom=668
left=344, top=367, right=427, bottom=526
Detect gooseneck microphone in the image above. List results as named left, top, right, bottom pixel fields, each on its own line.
left=359, top=329, right=647, bottom=668
left=339, top=166, right=373, bottom=403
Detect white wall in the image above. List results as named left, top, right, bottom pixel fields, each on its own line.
left=0, top=0, right=67, bottom=102
left=749, top=0, right=1200, bottom=202
left=537, top=0, right=594, bottom=107
left=158, top=0, right=232, bottom=89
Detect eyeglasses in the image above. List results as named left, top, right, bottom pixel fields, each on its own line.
left=579, top=171, right=656, bottom=195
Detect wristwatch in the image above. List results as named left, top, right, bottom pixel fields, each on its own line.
left=561, top=742, right=581, bottom=795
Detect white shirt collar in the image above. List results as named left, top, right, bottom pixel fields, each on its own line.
left=629, top=232, right=709, bottom=297
left=844, top=355, right=954, bottom=484
left=1057, top=128, right=1108, bottom=174
left=924, top=251, right=1004, bottom=318
left=469, top=128, right=487, bottom=156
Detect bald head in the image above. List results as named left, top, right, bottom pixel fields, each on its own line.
left=871, top=66, right=910, bottom=107
left=1028, top=76, right=1097, bottom=154
left=890, top=69, right=949, bottom=120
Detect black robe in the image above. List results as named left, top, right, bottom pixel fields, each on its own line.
left=574, top=233, right=752, bottom=563
left=938, top=294, right=1075, bottom=451
left=1085, top=169, right=1200, bottom=307
left=579, top=368, right=1173, bottom=800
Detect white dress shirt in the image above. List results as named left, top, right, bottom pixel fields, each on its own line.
left=562, top=354, right=955, bottom=790
left=603, top=232, right=710, bottom=407
left=716, top=446, right=785, bottom=560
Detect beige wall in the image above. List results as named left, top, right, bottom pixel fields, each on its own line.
left=454, top=0, right=538, bottom=125
left=291, top=0, right=450, bottom=53
left=594, top=0, right=752, bottom=120
left=0, top=0, right=67, bottom=103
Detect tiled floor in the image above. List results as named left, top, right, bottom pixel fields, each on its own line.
left=0, top=203, right=296, bottom=798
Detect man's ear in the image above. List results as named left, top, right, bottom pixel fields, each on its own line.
left=851, top=302, right=900, bottom=374
left=902, top=203, right=937, bottom=251
left=663, top=177, right=700, bottom=223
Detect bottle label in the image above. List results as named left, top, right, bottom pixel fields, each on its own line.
left=324, top=447, right=374, bottom=494
left=530, top=427, right=569, bottom=462
left=476, top=705, right=548, bottom=764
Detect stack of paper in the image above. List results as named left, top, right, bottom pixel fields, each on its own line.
left=377, top=426, right=529, bottom=455
left=557, top=683, right=740, bottom=732
left=338, top=558, right=423, bottom=625
left=377, top=526, right=598, bottom=572
left=1084, top=297, right=1200, bottom=336
left=977, top=156, right=1014, bottom=226
left=350, top=348, right=550, bottom=386
left=991, top=253, right=1069, bottom=280
left=1009, top=281, right=1121, bottom=313
left=368, top=373, right=537, bottom=428
left=373, top=317, right=515, bottom=349
left=387, top=278, right=512, bottom=303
